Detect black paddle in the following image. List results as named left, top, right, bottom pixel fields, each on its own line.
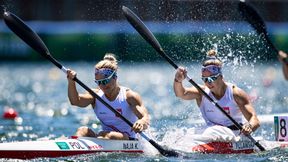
left=3, top=11, right=181, bottom=157
left=238, top=0, right=288, bottom=64
left=122, top=6, right=266, bottom=152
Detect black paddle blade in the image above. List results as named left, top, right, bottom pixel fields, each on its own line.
left=122, top=6, right=179, bottom=69
left=3, top=11, right=50, bottom=56
left=238, top=1, right=267, bottom=36
left=238, top=1, right=280, bottom=56
left=122, top=6, right=163, bottom=54
left=150, top=140, right=181, bottom=157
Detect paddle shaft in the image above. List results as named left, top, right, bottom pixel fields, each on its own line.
left=3, top=11, right=180, bottom=157
left=122, top=6, right=265, bottom=151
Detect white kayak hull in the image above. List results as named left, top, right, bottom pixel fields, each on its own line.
left=0, top=136, right=143, bottom=159
left=2, top=136, right=288, bottom=159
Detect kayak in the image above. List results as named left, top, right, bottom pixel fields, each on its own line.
left=2, top=114, right=288, bottom=159
left=190, top=137, right=285, bottom=154
left=161, top=124, right=288, bottom=155
left=191, top=140, right=256, bottom=154
left=1, top=135, right=288, bottom=159
left=0, top=136, right=143, bottom=159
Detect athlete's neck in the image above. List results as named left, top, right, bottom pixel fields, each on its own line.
left=211, top=82, right=227, bottom=100
left=105, top=85, right=120, bottom=101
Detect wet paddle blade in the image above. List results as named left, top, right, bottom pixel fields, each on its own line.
left=122, top=6, right=178, bottom=69
left=149, top=140, right=181, bottom=157
left=3, top=11, right=64, bottom=68
left=3, top=11, right=50, bottom=56
left=238, top=1, right=279, bottom=55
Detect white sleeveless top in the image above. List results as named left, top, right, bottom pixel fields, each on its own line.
left=94, top=86, right=138, bottom=138
left=199, top=83, right=242, bottom=127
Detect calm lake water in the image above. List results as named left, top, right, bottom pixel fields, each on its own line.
left=0, top=61, right=288, bottom=161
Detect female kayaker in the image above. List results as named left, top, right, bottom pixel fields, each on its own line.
left=173, top=49, right=260, bottom=136
left=66, top=53, right=150, bottom=140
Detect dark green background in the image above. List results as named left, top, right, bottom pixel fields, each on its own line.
left=0, top=32, right=285, bottom=63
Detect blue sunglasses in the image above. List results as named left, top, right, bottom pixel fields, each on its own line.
left=94, top=71, right=116, bottom=86
left=201, top=73, right=221, bottom=83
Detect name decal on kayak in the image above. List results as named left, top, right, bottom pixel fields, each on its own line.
left=89, top=144, right=103, bottom=150
left=232, top=140, right=254, bottom=150
left=56, top=142, right=70, bottom=150
left=69, top=142, right=85, bottom=150
left=123, top=142, right=138, bottom=149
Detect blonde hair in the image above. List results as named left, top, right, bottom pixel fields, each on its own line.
left=95, top=53, right=118, bottom=71
left=202, top=49, right=222, bottom=67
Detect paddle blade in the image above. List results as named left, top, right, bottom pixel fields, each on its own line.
left=122, top=6, right=178, bottom=69
left=238, top=1, right=279, bottom=55
left=122, top=6, right=163, bottom=54
left=238, top=1, right=267, bottom=36
left=149, top=140, right=181, bottom=157
left=3, top=11, right=49, bottom=56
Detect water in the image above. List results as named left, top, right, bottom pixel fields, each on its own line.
left=0, top=61, right=288, bottom=161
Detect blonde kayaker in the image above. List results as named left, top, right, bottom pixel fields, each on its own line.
left=66, top=53, right=150, bottom=140
left=173, top=49, right=260, bottom=136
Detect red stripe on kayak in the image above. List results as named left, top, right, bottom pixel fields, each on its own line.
left=280, top=143, right=288, bottom=148
left=0, top=150, right=144, bottom=159
left=191, top=142, right=254, bottom=154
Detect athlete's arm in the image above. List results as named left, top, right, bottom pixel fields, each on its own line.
left=126, top=89, right=150, bottom=133
left=233, top=86, right=260, bottom=135
left=174, top=67, right=202, bottom=101
left=67, top=69, right=95, bottom=107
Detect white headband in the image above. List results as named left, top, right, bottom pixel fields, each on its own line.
left=201, top=65, right=222, bottom=75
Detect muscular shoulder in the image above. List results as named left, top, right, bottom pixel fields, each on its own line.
left=126, top=88, right=140, bottom=101
left=232, top=85, right=249, bottom=105
left=232, top=85, right=244, bottom=96
left=125, top=89, right=143, bottom=107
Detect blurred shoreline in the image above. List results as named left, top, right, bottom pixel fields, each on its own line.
left=0, top=21, right=287, bottom=62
